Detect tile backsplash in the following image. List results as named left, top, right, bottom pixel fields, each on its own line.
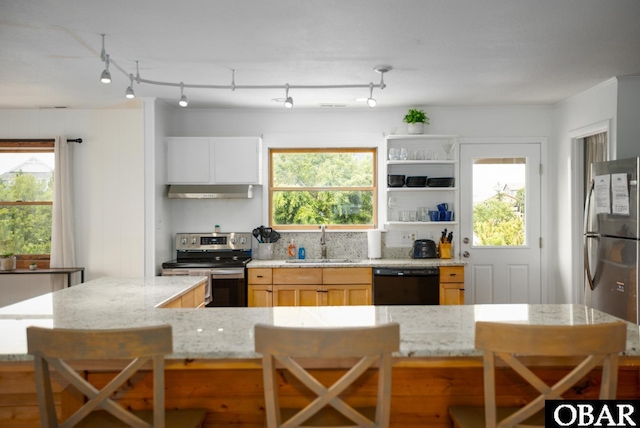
left=253, top=231, right=413, bottom=260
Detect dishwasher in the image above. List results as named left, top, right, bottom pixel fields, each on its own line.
left=373, top=267, right=439, bottom=305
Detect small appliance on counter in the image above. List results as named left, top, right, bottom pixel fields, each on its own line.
left=411, top=239, right=437, bottom=259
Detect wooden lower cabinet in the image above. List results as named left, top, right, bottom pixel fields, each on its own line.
left=247, top=267, right=372, bottom=307
left=159, top=280, right=207, bottom=308
left=439, top=266, right=465, bottom=305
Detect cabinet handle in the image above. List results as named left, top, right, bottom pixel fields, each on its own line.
left=449, top=273, right=457, bottom=277
left=266, top=289, right=272, bottom=293
left=257, top=275, right=264, bottom=278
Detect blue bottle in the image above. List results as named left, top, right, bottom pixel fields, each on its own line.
left=298, top=246, right=306, bottom=260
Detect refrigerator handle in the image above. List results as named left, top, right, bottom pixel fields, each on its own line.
left=583, top=179, right=598, bottom=291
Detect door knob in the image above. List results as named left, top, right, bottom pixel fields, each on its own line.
left=463, top=251, right=470, bottom=258
left=463, top=237, right=470, bottom=244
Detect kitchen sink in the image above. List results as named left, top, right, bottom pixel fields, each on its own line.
left=285, top=259, right=362, bottom=264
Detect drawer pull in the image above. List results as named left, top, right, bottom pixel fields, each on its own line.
left=257, top=275, right=264, bottom=278
left=449, top=273, right=457, bottom=277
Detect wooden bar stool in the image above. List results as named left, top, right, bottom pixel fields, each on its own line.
left=27, top=325, right=207, bottom=428
left=449, top=321, right=627, bottom=428
left=254, top=322, right=400, bottom=428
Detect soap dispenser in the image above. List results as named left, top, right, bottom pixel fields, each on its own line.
left=287, top=240, right=297, bottom=259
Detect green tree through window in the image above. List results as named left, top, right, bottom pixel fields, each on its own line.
left=270, top=149, right=377, bottom=229
left=0, top=143, right=54, bottom=255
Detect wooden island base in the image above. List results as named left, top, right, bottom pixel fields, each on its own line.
left=2, top=358, right=640, bottom=427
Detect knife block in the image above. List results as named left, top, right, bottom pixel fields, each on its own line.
left=439, top=242, right=452, bottom=259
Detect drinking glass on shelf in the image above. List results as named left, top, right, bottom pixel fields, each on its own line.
left=388, top=197, right=397, bottom=221
left=388, top=147, right=399, bottom=160
left=399, top=148, right=408, bottom=160
left=443, top=142, right=456, bottom=160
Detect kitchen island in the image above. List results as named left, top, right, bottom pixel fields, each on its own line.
left=1, top=276, right=639, bottom=427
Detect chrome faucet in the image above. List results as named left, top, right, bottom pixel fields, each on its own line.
left=320, top=224, right=327, bottom=259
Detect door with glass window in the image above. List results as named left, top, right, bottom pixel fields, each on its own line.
left=460, top=143, right=541, bottom=304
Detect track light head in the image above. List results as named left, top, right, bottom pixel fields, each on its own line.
left=100, top=55, right=111, bottom=84
left=125, top=86, right=135, bottom=99
left=284, top=96, right=293, bottom=108
left=366, top=83, right=376, bottom=108
left=125, top=74, right=135, bottom=99
left=283, top=84, right=293, bottom=108
left=179, top=82, right=188, bottom=107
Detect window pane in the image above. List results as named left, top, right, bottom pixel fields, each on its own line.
left=272, top=152, right=373, bottom=187
left=273, top=190, right=374, bottom=226
left=0, top=205, right=52, bottom=254
left=0, top=154, right=54, bottom=202
left=472, top=157, right=526, bottom=246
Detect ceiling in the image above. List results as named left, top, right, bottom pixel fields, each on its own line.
left=2, top=0, right=640, bottom=110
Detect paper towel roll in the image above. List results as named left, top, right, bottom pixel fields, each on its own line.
left=367, top=229, right=382, bottom=259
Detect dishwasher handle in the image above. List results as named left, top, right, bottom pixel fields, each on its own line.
left=373, top=267, right=439, bottom=277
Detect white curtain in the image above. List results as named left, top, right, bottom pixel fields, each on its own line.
left=50, top=136, right=76, bottom=267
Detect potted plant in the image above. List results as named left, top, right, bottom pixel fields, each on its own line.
left=403, top=108, right=430, bottom=134
left=0, top=252, right=16, bottom=271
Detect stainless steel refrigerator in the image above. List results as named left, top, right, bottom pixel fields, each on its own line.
left=584, top=157, right=639, bottom=323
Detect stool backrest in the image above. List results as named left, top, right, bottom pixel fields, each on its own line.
left=475, top=321, right=627, bottom=428
left=255, top=322, right=400, bottom=428
left=27, top=325, right=173, bottom=428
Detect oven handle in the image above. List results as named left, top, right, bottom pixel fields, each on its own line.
left=210, top=269, right=245, bottom=279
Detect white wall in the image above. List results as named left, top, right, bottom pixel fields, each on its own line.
left=145, top=98, right=175, bottom=275
left=616, top=76, right=640, bottom=160
left=168, top=106, right=552, bottom=234
left=551, top=79, right=618, bottom=303
left=0, top=106, right=145, bottom=281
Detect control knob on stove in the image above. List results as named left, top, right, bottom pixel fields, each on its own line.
left=240, top=237, right=247, bottom=244
left=230, top=237, right=237, bottom=244
left=181, top=237, right=188, bottom=245
left=191, top=237, right=197, bottom=245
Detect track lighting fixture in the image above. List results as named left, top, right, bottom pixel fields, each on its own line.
left=179, top=82, right=188, bottom=107
left=97, top=35, right=392, bottom=107
left=284, top=84, right=293, bottom=109
left=125, top=74, right=135, bottom=99
left=100, top=54, right=111, bottom=84
left=367, top=83, right=377, bottom=108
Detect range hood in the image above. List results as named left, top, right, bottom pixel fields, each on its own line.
left=167, top=184, right=253, bottom=199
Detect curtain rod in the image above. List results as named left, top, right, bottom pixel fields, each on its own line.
left=0, top=138, right=82, bottom=144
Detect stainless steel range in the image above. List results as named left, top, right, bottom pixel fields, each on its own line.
left=161, top=232, right=252, bottom=307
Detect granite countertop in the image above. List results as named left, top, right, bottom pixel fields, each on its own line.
left=248, top=258, right=466, bottom=268
left=0, top=277, right=637, bottom=362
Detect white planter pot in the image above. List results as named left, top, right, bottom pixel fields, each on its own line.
left=0, top=256, right=16, bottom=271
left=407, top=122, right=424, bottom=135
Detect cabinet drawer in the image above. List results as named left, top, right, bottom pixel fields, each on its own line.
left=323, top=267, right=372, bottom=285
left=273, top=268, right=322, bottom=285
left=248, top=268, right=272, bottom=284
left=440, top=266, right=464, bottom=283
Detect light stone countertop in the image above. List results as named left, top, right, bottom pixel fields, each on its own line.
left=247, top=258, right=466, bottom=268
left=0, top=277, right=638, bottom=362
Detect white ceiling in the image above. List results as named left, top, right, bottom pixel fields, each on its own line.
left=2, top=0, right=640, bottom=110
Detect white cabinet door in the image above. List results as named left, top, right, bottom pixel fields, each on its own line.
left=167, top=138, right=211, bottom=183
left=212, top=137, right=261, bottom=184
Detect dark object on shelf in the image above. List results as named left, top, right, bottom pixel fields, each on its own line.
left=387, top=175, right=405, bottom=187
left=406, top=176, right=428, bottom=187
left=427, top=177, right=455, bottom=187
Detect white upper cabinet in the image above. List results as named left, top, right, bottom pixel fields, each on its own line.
left=166, top=137, right=262, bottom=185
left=212, top=137, right=261, bottom=184
left=167, top=138, right=211, bottom=183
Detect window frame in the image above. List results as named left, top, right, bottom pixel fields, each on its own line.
left=0, top=139, right=55, bottom=263
left=269, top=148, right=378, bottom=230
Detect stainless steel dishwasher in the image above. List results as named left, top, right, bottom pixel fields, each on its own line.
left=373, top=267, right=439, bottom=305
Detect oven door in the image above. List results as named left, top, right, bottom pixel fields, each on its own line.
left=208, top=268, right=247, bottom=307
